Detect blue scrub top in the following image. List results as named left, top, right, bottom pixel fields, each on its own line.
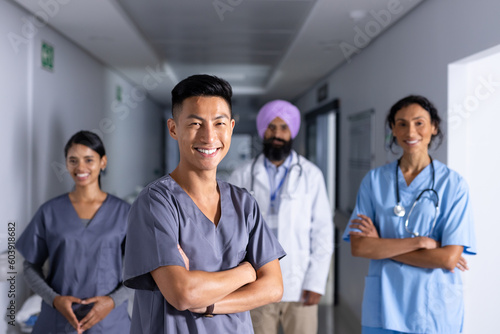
left=343, top=160, right=476, bottom=334
left=16, top=194, right=131, bottom=334
left=123, top=175, right=286, bottom=334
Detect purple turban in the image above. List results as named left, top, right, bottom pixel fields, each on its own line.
left=256, top=100, right=301, bottom=139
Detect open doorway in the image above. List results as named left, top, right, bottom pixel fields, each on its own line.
left=447, top=44, right=500, bottom=333
left=305, top=100, right=339, bottom=334
left=305, top=100, right=339, bottom=212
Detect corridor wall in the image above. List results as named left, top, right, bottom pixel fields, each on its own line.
left=295, top=0, right=500, bottom=330
left=0, top=2, right=163, bottom=332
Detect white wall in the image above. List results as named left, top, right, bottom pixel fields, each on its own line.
left=448, top=45, right=500, bottom=333
left=0, top=2, right=163, bottom=331
left=101, top=71, right=164, bottom=199
left=29, top=20, right=108, bottom=208
left=27, top=26, right=164, bottom=204
left=294, top=0, right=500, bottom=328
left=0, top=2, right=30, bottom=333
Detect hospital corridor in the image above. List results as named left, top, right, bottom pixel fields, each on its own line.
left=1, top=0, right=500, bottom=333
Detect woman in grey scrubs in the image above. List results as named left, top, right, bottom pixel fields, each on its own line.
left=16, top=131, right=131, bottom=334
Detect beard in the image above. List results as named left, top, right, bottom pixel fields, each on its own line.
left=263, top=137, right=293, bottom=162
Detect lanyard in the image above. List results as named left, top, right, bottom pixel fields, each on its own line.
left=265, top=159, right=289, bottom=202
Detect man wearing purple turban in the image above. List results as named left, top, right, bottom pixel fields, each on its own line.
left=229, top=100, right=334, bottom=334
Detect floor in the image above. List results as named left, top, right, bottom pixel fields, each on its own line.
left=276, top=304, right=361, bottom=334
left=318, top=304, right=335, bottom=334
left=319, top=304, right=361, bottom=334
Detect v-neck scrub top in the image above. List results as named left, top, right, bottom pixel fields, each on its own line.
left=343, top=160, right=476, bottom=334
left=16, top=194, right=131, bottom=334
left=123, top=175, right=286, bottom=334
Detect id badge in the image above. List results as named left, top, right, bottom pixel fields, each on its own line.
left=267, top=205, right=279, bottom=230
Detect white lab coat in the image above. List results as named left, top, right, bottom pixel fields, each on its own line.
left=229, top=151, right=334, bottom=302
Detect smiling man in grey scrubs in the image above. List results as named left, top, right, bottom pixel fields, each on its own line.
left=123, top=74, right=286, bottom=334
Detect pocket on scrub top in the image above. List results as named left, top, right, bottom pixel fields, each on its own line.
left=427, top=282, right=463, bottom=333
left=361, top=276, right=382, bottom=328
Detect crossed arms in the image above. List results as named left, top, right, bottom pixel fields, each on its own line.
left=349, top=214, right=468, bottom=272
left=151, top=245, right=283, bottom=314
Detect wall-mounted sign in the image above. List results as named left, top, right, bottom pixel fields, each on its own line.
left=317, top=83, right=328, bottom=103
left=41, top=41, right=54, bottom=71
left=116, top=85, right=122, bottom=102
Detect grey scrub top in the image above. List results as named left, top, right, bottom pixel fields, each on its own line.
left=16, top=194, right=131, bottom=334
left=123, top=175, right=286, bottom=334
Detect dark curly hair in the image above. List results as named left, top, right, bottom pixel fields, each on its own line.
left=386, top=95, right=443, bottom=151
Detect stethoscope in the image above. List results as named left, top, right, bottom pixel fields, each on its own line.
left=394, top=157, right=440, bottom=237
left=249, top=153, right=303, bottom=196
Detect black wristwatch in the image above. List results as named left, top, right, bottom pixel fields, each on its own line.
left=203, top=304, right=214, bottom=318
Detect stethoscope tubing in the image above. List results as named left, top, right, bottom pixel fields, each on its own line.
left=395, top=156, right=440, bottom=237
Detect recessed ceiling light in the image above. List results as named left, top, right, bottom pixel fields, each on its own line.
left=214, top=73, right=247, bottom=80
left=88, top=36, right=113, bottom=42
left=349, top=10, right=367, bottom=22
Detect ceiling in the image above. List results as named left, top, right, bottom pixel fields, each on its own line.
left=13, top=0, right=424, bottom=107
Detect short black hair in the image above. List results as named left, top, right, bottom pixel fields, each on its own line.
left=171, top=74, right=233, bottom=119
left=386, top=95, right=443, bottom=150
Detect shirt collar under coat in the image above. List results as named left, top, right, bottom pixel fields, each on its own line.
left=252, top=150, right=301, bottom=198
left=254, top=150, right=298, bottom=176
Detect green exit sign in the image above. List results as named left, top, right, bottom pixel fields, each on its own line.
left=116, top=85, right=122, bottom=102
left=41, top=41, right=54, bottom=71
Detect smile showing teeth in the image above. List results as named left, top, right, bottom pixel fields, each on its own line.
left=406, top=140, right=419, bottom=145
left=197, top=148, right=217, bottom=155
left=76, top=173, right=89, bottom=178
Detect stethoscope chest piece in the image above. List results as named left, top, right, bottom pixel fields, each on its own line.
left=394, top=203, right=405, bottom=217
left=393, top=156, right=440, bottom=237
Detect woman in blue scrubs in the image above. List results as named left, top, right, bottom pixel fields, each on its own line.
left=343, top=95, right=476, bottom=334
left=16, top=131, right=131, bottom=334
